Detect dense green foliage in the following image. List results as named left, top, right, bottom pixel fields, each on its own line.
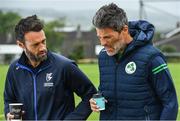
left=0, top=11, right=21, bottom=34
left=44, top=19, right=65, bottom=52
left=0, top=11, right=65, bottom=53
left=68, top=44, right=84, bottom=61
left=159, top=45, right=177, bottom=53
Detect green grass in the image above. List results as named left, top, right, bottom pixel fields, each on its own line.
left=0, top=63, right=180, bottom=120
left=168, top=63, right=180, bottom=120
left=76, top=64, right=100, bottom=120
left=0, top=65, right=9, bottom=119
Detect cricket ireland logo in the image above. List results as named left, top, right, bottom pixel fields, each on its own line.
left=125, top=61, right=136, bottom=74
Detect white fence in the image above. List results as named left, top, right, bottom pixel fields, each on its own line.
left=0, top=45, right=22, bottom=64
left=0, top=45, right=22, bottom=54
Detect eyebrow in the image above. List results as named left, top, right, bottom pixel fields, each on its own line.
left=32, top=39, right=46, bottom=45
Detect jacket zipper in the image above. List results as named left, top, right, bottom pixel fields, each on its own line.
left=115, top=63, right=118, bottom=119
left=144, top=105, right=150, bottom=121
left=16, top=64, right=37, bottom=120
left=32, top=74, right=38, bottom=121
left=16, top=63, right=50, bottom=121
left=32, top=67, right=49, bottom=121
left=113, top=56, right=121, bottom=119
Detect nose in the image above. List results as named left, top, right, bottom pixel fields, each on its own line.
left=39, top=43, right=46, bottom=51
left=100, top=38, right=107, bottom=46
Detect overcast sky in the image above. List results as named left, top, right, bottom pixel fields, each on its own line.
left=1, top=0, right=180, bottom=19
left=1, top=0, right=180, bottom=31
left=0, top=0, right=179, bottom=12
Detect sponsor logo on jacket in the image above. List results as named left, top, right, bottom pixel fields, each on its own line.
left=44, top=73, right=54, bottom=87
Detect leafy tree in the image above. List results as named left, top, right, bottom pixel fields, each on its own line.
left=0, top=11, right=21, bottom=34
left=44, top=19, right=65, bottom=52
left=0, top=11, right=21, bottom=63
left=159, top=45, right=177, bottom=53
left=68, top=44, right=84, bottom=61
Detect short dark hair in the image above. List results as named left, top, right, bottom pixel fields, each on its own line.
left=92, top=3, right=128, bottom=32
left=15, top=15, right=44, bottom=42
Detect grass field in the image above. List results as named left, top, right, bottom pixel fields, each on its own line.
left=0, top=63, right=179, bottom=120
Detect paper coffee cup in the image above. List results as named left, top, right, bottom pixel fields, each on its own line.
left=9, top=103, right=23, bottom=121
left=93, top=93, right=105, bottom=111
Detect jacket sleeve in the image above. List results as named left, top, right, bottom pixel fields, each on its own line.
left=148, top=55, right=178, bottom=120
left=4, top=65, right=16, bottom=118
left=63, top=63, right=97, bottom=120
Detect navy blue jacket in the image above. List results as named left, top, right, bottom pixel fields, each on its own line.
left=98, top=20, right=178, bottom=120
left=4, top=51, right=97, bottom=120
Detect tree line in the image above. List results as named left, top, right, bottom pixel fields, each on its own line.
left=0, top=11, right=65, bottom=52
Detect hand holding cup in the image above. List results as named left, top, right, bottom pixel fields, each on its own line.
left=8, top=103, right=23, bottom=121
left=90, top=93, right=106, bottom=112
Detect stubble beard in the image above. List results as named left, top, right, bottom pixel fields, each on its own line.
left=106, top=41, right=125, bottom=56
left=24, top=47, right=47, bottom=63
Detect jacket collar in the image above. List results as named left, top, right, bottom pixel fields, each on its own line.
left=123, top=20, right=155, bottom=55
left=17, top=51, right=52, bottom=73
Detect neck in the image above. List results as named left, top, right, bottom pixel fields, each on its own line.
left=119, top=35, right=133, bottom=54
left=28, top=60, right=41, bottom=68
left=126, top=35, right=133, bottom=44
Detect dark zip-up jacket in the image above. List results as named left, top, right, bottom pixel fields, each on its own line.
left=98, top=20, right=178, bottom=120
left=4, top=51, right=97, bottom=120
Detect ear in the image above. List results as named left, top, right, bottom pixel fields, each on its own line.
left=16, top=40, right=25, bottom=49
left=122, top=25, right=129, bottom=33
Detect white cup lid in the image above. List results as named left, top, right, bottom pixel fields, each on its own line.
left=9, top=103, right=23, bottom=106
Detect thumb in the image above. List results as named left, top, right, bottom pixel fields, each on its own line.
left=22, top=110, right=25, bottom=115
left=103, top=99, right=108, bottom=103
left=7, top=113, right=14, bottom=121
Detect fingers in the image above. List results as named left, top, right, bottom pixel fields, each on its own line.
left=22, top=110, right=25, bottom=115
left=7, top=113, right=14, bottom=121
left=89, top=98, right=100, bottom=112
left=104, top=99, right=108, bottom=103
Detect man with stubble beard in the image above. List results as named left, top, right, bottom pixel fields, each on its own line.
left=4, top=15, right=96, bottom=120
left=89, top=3, right=178, bottom=120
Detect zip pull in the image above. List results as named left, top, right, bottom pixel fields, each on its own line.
left=144, top=105, right=150, bottom=120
